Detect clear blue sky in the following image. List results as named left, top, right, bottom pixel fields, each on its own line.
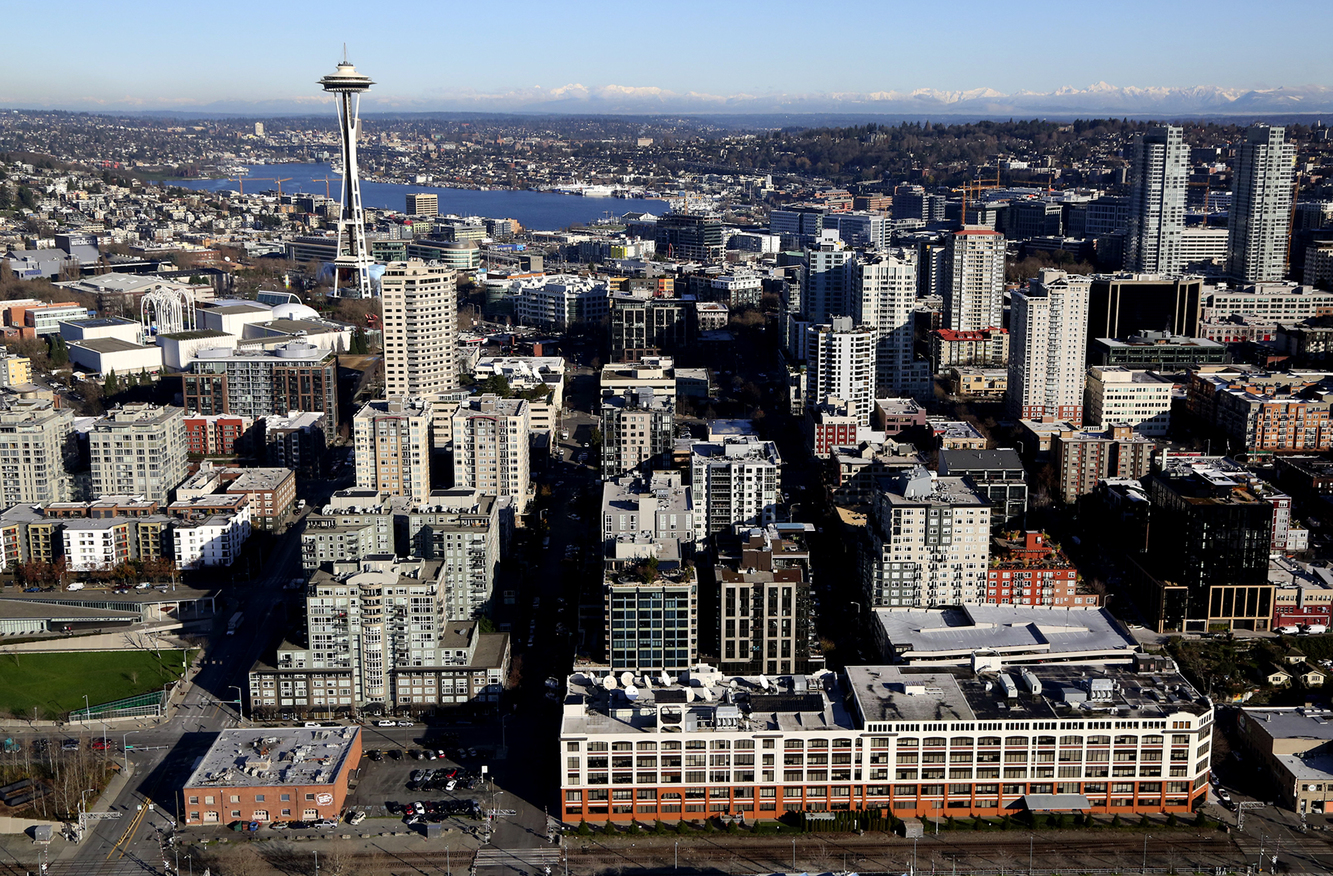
left=2, top=0, right=1330, bottom=110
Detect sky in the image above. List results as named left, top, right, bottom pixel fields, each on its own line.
left=2, top=0, right=1331, bottom=112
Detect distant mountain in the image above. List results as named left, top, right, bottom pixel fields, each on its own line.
left=16, top=83, right=1333, bottom=118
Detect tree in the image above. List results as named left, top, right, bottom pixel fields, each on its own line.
left=48, top=334, right=68, bottom=366
left=103, top=369, right=120, bottom=395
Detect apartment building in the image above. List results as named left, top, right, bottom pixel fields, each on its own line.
left=984, top=531, right=1093, bottom=607
left=88, top=404, right=188, bottom=505
left=403, top=489, right=502, bottom=621
left=716, top=523, right=815, bottom=677
left=1054, top=424, right=1156, bottom=505
left=248, top=557, right=510, bottom=716
left=451, top=395, right=530, bottom=513
left=806, top=318, right=877, bottom=426
left=600, top=472, right=695, bottom=568
left=855, top=249, right=926, bottom=398
left=511, top=275, right=611, bottom=332
left=862, top=468, right=992, bottom=607
left=300, top=490, right=394, bottom=571
left=1187, top=371, right=1333, bottom=456
left=943, top=228, right=1005, bottom=332
left=1008, top=270, right=1090, bottom=424
left=604, top=567, right=698, bottom=674
left=557, top=661, right=1212, bottom=824
left=609, top=292, right=696, bottom=363
left=381, top=259, right=458, bottom=399
left=688, top=436, right=781, bottom=543
left=1126, top=125, right=1188, bottom=274
left=600, top=388, right=675, bottom=479
left=0, top=398, right=73, bottom=505
left=937, top=449, right=1027, bottom=528
left=1228, top=126, right=1296, bottom=284
left=931, top=327, right=1009, bottom=372
left=169, top=493, right=252, bottom=569
left=182, top=342, right=339, bottom=436
left=353, top=397, right=434, bottom=505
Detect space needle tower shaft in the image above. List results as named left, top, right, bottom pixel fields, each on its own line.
left=319, top=53, right=376, bottom=299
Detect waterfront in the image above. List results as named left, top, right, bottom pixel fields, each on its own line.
left=175, top=163, right=667, bottom=231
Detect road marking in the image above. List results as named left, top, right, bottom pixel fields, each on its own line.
left=106, top=797, right=152, bottom=861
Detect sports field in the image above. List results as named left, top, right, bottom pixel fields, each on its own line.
left=0, top=649, right=196, bottom=718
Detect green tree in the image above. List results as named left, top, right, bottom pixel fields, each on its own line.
left=48, top=335, right=69, bottom=367
left=103, top=369, right=120, bottom=395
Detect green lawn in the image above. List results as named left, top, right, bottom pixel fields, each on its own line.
left=0, top=649, right=197, bottom=719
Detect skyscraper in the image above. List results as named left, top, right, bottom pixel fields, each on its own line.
left=1008, top=270, right=1091, bottom=424
left=319, top=56, right=376, bottom=299
left=380, top=259, right=458, bottom=398
left=854, top=249, right=920, bottom=398
left=943, top=228, right=1005, bottom=332
left=1228, top=125, right=1297, bottom=283
left=1126, top=124, right=1188, bottom=274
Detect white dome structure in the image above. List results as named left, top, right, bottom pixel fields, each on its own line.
left=270, top=302, right=321, bottom=321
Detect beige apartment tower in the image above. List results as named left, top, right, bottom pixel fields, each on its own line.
left=381, top=259, right=458, bottom=399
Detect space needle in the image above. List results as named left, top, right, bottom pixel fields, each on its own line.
left=319, top=53, right=375, bottom=299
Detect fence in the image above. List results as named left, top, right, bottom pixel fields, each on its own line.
left=69, top=689, right=166, bottom=722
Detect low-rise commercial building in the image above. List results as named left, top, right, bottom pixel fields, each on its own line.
left=182, top=726, right=362, bottom=825
left=873, top=604, right=1134, bottom=666
left=1084, top=368, right=1173, bottom=437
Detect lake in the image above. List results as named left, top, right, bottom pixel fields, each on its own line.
left=175, top=163, right=667, bottom=231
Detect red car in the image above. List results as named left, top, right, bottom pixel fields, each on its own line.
left=91, top=740, right=112, bottom=751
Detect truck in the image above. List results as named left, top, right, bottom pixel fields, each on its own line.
left=227, top=612, right=244, bottom=635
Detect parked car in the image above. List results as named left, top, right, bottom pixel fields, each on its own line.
left=314, top=818, right=338, bottom=830
left=269, top=821, right=289, bottom=830
left=376, top=719, right=397, bottom=727
left=61, top=739, right=80, bottom=751
left=347, top=810, right=366, bottom=825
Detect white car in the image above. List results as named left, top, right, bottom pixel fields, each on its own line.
left=347, top=810, right=367, bottom=825
left=376, top=719, right=396, bottom=727
left=397, top=720, right=414, bottom=726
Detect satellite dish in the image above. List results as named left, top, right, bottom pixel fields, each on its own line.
left=620, top=671, right=635, bottom=687
left=603, top=675, right=617, bottom=691
left=759, top=674, right=770, bottom=691
left=625, top=685, right=639, bottom=701
left=684, top=687, right=695, bottom=702
left=701, top=687, right=714, bottom=701
left=641, top=677, right=652, bottom=690
left=660, top=671, right=672, bottom=686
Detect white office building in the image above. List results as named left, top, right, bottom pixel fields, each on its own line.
left=689, top=436, right=781, bottom=542
left=802, top=232, right=854, bottom=324
left=1084, top=367, right=1174, bottom=437
left=855, top=249, right=924, bottom=398
left=452, top=395, right=530, bottom=513
left=511, top=275, right=611, bottom=332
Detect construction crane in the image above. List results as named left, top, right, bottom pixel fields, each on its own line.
left=310, top=177, right=335, bottom=199
left=957, top=166, right=1003, bottom=226
left=270, top=177, right=293, bottom=197
left=226, top=176, right=274, bottom=196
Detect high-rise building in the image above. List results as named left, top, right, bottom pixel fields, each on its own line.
left=404, top=489, right=502, bottom=620
left=405, top=192, right=438, bottom=216
left=802, top=231, right=854, bottom=324
left=608, top=292, right=696, bottom=363
left=1008, top=270, right=1091, bottom=424
left=353, top=397, right=434, bottom=505
left=855, top=250, right=921, bottom=398
left=248, top=557, right=511, bottom=715
left=652, top=212, right=724, bottom=261
left=862, top=467, right=992, bottom=607
left=715, top=524, right=814, bottom=676
left=943, top=228, right=1005, bottom=332
left=318, top=57, right=376, bottom=299
left=605, top=569, right=698, bottom=673
left=380, top=259, right=458, bottom=399
left=1126, top=125, right=1188, bottom=274
left=1144, top=459, right=1275, bottom=632
left=1086, top=275, right=1204, bottom=352
left=451, top=395, right=530, bottom=513
left=599, top=388, right=675, bottom=479
left=1227, top=125, right=1297, bottom=283
left=181, top=343, right=339, bottom=436
left=689, top=436, right=781, bottom=542
left=0, top=399, right=73, bottom=505
left=88, top=404, right=188, bottom=505
left=805, top=318, right=877, bottom=426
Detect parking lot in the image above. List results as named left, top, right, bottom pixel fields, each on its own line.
left=345, top=729, right=502, bottom=832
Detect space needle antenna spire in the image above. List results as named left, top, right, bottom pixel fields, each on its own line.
left=319, top=53, right=375, bottom=299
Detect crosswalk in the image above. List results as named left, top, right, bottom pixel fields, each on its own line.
left=474, top=846, right=563, bottom=869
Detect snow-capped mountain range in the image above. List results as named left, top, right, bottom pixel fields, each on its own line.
left=31, top=83, right=1333, bottom=117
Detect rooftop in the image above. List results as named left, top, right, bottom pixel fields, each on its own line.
left=846, top=662, right=1210, bottom=726
left=69, top=338, right=152, bottom=355
left=183, top=726, right=360, bottom=790
left=875, top=605, right=1137, bottom=665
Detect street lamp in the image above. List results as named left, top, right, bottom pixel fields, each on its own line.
left=1029, top=834, right=1034, bottom=874
left=122, top=730, right=140, bottom=774
left=229, top=685, right=245, bottom=721
left=1142, top=833, right=1152, bottom=875
left=82, top=694, right=90, bottom=726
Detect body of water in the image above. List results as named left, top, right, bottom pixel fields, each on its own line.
left=175, top=163, right=667, bottom=231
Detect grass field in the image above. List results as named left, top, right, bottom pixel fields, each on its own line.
left=0, top=649, right=197, bottom=719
